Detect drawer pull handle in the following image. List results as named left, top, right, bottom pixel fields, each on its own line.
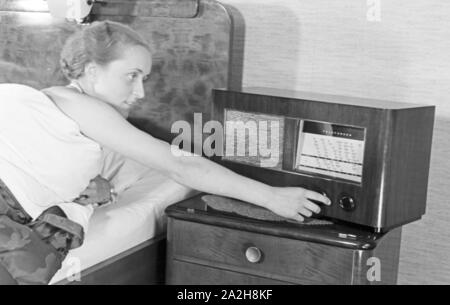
left=245, top=246, right=262, bottom=263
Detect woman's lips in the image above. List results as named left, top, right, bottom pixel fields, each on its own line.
left=123, top=100, right=137, bottom=107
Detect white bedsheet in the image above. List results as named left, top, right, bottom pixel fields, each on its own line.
left=50, top=169, right=194, bottom=284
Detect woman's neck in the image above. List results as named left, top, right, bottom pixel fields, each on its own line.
left=70, top=78, right=93, bottom=96
left=68, top=78, right=130, bottom=119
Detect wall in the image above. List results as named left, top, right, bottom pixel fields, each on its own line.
left=220, top=0, right=450, bottom=284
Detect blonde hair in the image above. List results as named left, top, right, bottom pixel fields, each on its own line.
left=60, top=20, right=151, bottom=80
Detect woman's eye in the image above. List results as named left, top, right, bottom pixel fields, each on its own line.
left=127, top=73, right=138, bottom=81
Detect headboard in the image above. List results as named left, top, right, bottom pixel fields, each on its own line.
left=0, top=0, right=231, bottom=142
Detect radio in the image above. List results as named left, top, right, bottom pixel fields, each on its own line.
left=212, top=87, right=435, bottom=231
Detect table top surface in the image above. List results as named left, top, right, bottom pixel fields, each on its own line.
left=166, top=193, right=389, bottom=250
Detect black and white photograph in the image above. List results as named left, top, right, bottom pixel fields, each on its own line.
left=0, top=0, right=448, bottom=288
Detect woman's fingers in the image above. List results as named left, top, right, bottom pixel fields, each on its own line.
left=291, top=213, right=305, bottom=222
left=304, top=190, right=331, bottom=206
left=297, top=206, right=313, bottom=218
left=302, top=200, right=321, bottom=214
left=269, top=186, right=333, bottom=222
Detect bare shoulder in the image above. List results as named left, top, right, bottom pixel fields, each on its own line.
left=41, top=86, right=114, bottom=116
left=42, top=86, right=79, bottom=100
left=43, top=86, right=99, bottom=106
left=41, top=88, right=175, bottom=173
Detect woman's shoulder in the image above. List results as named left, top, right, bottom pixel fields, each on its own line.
left=41, top=86, right=109, bottom=114
left=0, top=83, right=46, bottom=100
left=0, top=83, right=31, bottom=90
left=0, top=83, right=53, bottom=112
left=0, top=84, right=83, bottom=132
left=42, top=86, right=104, bottom=106
left=41, top=86, right=126, bottom=130
left=0, top=83, right=36, bottom=91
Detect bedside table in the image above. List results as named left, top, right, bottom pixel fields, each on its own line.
left=165, top=194, right=402, bottom=285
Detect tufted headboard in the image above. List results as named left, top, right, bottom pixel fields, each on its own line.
left=0, top=0, right=231, bottom=142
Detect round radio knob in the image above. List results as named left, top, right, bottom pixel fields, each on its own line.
left=339, top=195, right=356, bottom=211
left=245, top=246, right=262, bottom=263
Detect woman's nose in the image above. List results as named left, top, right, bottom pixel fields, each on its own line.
left=133, top=80, right=145, bottom=99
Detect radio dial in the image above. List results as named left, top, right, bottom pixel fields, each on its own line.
left=339, top=195, right=356, bottom=211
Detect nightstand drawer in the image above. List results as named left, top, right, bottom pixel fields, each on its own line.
left=170, top=260, right=291, bottom=285
left=170, top=219, right=355, bottom=284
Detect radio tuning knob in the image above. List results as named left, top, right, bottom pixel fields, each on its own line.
left=339, top=195, right=356, bottom=211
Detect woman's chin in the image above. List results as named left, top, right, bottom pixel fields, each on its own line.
left=110, top=104, right=130, bottom=118
left=118, top=108, right=130, bottom=118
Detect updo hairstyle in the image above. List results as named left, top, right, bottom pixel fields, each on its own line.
left=60, top=20, right=151, bottom=80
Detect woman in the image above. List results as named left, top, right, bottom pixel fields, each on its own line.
left=0, top=21, right=329, bottom=284
left=46, top=20, right=330, bottom=217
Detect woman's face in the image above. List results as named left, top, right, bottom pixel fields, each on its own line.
left=89, top=45, right=152, bottom=116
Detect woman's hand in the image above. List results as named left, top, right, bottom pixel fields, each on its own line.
left=264, top=186, right=331, bottom=222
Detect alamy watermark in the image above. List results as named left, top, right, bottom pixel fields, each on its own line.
left=170, top=113, right=281, bottom=168
left=366, top=256, right=381, bottom=282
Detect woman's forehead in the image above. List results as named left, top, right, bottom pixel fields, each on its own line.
left=110, top=45, right=152, bottom=73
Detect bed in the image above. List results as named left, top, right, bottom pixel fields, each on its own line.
left=0, top=0, right=232, bottom=284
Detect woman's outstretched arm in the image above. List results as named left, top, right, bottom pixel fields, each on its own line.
left=42, top=87, right=330, bottom=221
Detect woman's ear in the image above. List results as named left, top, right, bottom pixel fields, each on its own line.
left=84, top=62, right=98, bottom=82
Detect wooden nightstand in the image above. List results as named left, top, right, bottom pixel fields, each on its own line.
left=165, top=194, right=402, bottom=285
